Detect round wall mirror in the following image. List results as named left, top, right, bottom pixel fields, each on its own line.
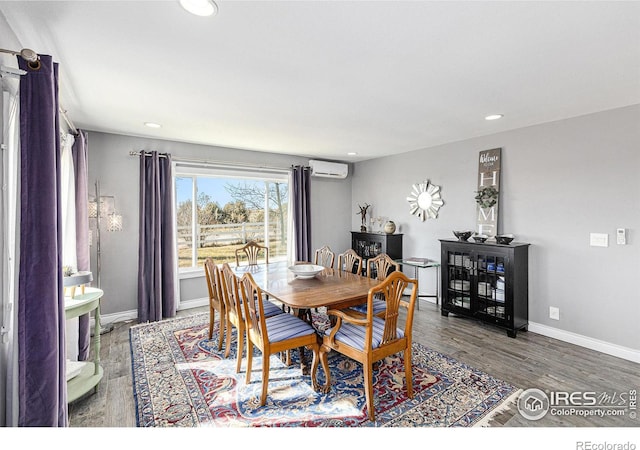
left=407, top=180, right=444, bottom=221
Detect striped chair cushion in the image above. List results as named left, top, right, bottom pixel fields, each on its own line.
left=261, top=300, right=283, bottom=318
left=241, top=298, right=283, bottom=319
left=349, top=293, right=386, bottom=315
left=264, top=313, right=317, bottom=342
left=325, top=316, right=403, bottom=351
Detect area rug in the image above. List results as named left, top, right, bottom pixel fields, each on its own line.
left=130, top=312, right=519, bottom=427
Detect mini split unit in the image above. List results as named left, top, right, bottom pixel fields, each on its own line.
left=309, top=159, right=349, bottom=179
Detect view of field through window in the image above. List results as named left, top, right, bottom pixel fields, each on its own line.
left=175, top=175, right=288, bottom=269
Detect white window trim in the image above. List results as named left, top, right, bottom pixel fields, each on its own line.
left=174, top=162, right=290, bottom=273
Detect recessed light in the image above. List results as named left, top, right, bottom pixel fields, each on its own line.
left=179, top=0, right=218, bottom=17
left=144, top=122, right=162, bottom=129
left=485, top=114, right=504, bottom=121
left=347, top=152, right=358, bottom=156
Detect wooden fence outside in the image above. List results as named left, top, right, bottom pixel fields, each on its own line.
left=177, top=222, right=282, bottom=248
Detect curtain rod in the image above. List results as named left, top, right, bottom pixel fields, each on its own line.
left=129, top=150, right=291, bottom=172
left=1, top=48, right=78, bottom=134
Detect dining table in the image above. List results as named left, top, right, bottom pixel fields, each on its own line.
left=232, top=260, right=380, bottom=375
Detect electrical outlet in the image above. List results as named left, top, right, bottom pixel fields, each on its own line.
left=549, top=307, right=560, bottom=320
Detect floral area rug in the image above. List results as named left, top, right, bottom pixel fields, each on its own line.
left=130, top=312, right=519, bottom=427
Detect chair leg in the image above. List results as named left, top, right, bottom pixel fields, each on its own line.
left=236, top=330, right=245, bottom=373
left=224, top=318, right=232, bottom=358
left=260, top=352, right=270, bottom=406
left=245, top=340, right=253, bottom=383
left=217, top=308, right=224, bottom=351
left=363, top=362, right=375, bottom=422
left=208, top=306, right=214, bottom=340
left=404, top=348, right=414, bottom=399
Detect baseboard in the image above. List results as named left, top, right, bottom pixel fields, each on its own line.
left=97, top=298, right=209, bottom=327
left=177, top=297, right=209, bottom=311
left=528, top=321, right=640, bottom=364
left=99, top=309, right=138, bottom=326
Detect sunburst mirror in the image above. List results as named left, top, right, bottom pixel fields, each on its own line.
left=407, top=180, right=444, bottom=221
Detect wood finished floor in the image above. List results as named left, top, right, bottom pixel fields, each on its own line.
left=68, top=301, right=640, bottom=428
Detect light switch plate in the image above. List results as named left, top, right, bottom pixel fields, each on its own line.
left=590, top=233, right=608, bottom=247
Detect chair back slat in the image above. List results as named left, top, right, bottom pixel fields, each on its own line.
left=314, top=245, right=335, bottom=268
left=338, top=249, right=363, bottom=275
left=367, top=253, right=399, bottom=280
left=221, top=263, right=243, bottom=320
left=238, top=272, right=267, bottom=348
left=235, top=240, right=269, bottom=266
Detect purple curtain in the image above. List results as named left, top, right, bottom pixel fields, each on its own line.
left=137, top=151, right=176, bottom=322
left=72, top=130, right=90, bottom=360
left=291, top=165, right=312, bottom=262
left=18, top=54, right=67, bottom=426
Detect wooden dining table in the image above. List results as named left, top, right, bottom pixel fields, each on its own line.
left=233, top=260, right=380, bottom=374
left=233, top=260, right=379, bottom=311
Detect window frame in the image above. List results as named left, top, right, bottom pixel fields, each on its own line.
left=173, top=162, right=290, bottom=277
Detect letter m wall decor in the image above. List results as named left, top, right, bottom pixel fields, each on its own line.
left=476, top=148, right=502, bottom=237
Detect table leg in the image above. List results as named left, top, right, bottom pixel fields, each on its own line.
left=414, top=265, right=420, bottom=310
left=296, top=308, right=310, bottom=375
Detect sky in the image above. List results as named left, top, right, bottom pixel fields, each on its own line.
left=176, top=176, right=262, bottom=206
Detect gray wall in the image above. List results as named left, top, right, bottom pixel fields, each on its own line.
left=352, top=105, right=640, bottom=350
left=87, top=131, right=352, bottom=318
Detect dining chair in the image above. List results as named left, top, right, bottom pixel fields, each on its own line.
left=318, top=270, right=418, bottom=421
left=367, top=253, right=400, bottom=281
left=350, top=253, right=400, bottom=317
left=235, top=240, right=269, bottom=267
left=219, top=263, right=283, bottom=373
left=238, top=272, right=320, bottom=406
left=204, top=257, right=226, bottom=350
left=314, top=245, right=335, bottom=268
left=337, top=248, right=363, bottom=275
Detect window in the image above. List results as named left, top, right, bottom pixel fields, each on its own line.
left=174, top=164, right=289, bottom=272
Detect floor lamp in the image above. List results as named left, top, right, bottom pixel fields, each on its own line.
left=88, top=180, right=122, bottom=333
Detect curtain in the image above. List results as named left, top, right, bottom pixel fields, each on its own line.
left=137, top=151, right=176, bottom=323
left=72, top=130, right=90, bottom=360
left=60, top=133, right=77, bottom=270
left=1, top=65, right=21, bottom=426
left=291, top=165, right=311, bottom=262
left=18, top=54, right=67, bottom=426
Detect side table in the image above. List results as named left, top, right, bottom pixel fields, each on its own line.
left=396, top=258, right=441, bottom=309
left=64, top=287, right=104, bottom=403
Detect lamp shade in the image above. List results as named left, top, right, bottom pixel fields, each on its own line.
left=107, top=213, right=123, bottom=232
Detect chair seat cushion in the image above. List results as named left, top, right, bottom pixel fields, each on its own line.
left=261, top=300, right=283, bottom=318
left=349, top=294, right=386, bottom=315
left=265, top=313, right=317, bottom=342
left=325, top=316, right=403, bottom=351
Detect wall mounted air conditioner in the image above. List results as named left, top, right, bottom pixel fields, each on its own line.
left=309, top=159, right=349, bottom=179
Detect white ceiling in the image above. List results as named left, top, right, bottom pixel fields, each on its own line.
left=2, top=1, right=639, bottom=162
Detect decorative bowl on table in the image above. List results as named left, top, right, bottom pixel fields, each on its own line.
left=472, top=234, right=488, bottom=243
left=288, top=264, right=325, bottom=279
left=495, top=234, right=515, bottom=245
left=452, top=230, right=473, bottom=242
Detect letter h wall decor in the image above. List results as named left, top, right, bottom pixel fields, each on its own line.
left=475, top=148, right=502, bottom=237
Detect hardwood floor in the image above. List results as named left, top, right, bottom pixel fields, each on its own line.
left=68, top=300, right=639, bottom=429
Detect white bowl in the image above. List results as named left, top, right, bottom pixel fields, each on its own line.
left=288, top=264, right=325, bottom=279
